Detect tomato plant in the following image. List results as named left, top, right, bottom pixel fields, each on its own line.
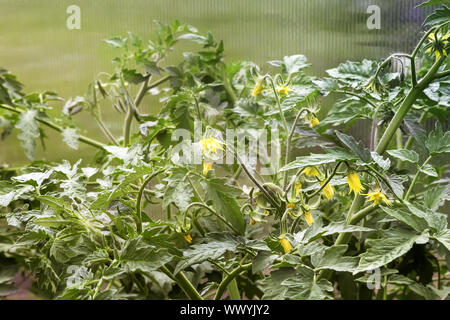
left=0, top=5, right=449, bottom=300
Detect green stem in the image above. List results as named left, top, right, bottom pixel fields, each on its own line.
left=185, top=202, right=240, bottom=234
left=227, top=279, right=241, bottom=300
left=0, top=103, right=105, bottom=150
left=404, top=155, right=432, bottom=201
left=284, top=109, right=308, bottom=188
left=135, top=170, right=163, bottom=233
left=160, top=266, right=203, bottom=300
left=214, top=263, right=251, bottom=300
left=306, top=162, right=342, bottom=200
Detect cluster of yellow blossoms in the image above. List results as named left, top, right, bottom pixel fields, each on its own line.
left=200, top=137, right=223, bottom=175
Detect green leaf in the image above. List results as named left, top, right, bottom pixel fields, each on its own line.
left=420, top=164, right=438, bottom=177
left=0, top=191, right=15, bottom=207
left=355, top=229, right=426, bottom=274
left=418, top=0, right=449, bottom=7
left=281, top=266, right=334, bottom=299
left=312, top=78, right=338, bottom=95
left=434, top=229, right=450, bottom=251
left=61, top=128, right=79, bottom=150
left=423, top=5, right=450, bottom=26
left=177, top=33, right=210, bottom=45
left=312, top=245, right=359, bottom=272
left=406, top=203, right=447, bottom=233
left=15, top=109, right=40, bottom=160
left=119, top=237, right=171, bottom=274
left=122, top=69, right=146, bottom=84
left=389, top=274, right=436, bottom=300
left=424, top=185, right=449, bottom=210
left=202, top=177, right=245, bottom=235
left=103, top=37, right=127, bottom=48
left=280, top=148, right=357, bottom=172
left=174, top=233, right=242, bottom=275
left=380, top=206, right=428, bottom=233
left=326, top=59, right=377, bottom=84
left=336, top=131, right=372, bottom=163
left=302, top=221, right=374, bottom=243
left=252, top=251, right=278, bottom=274
left=425, top=125, right=450, bottom=155
left=260, top=268, right=296, bottom=300
left=281, top=55, right=310, bottom=76
left=387, top=149, right=419, bottom=163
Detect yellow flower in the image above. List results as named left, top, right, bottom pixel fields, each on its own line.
left=184, top=233, right=193, bottom=244
left=277, top=85, right=291, bottom=96
left=203, top=161, right=213, bottom=175
left=347, top=172, right=364, bottom=195
left=249, top=218, right=257, bottom=225
left=320, top=181, right=334, bottom=200
left=280, top=236, right=292, bottom=254
left=426, top=33, right=450, bottom=61
left=310, top=117, right=320, bottom=128
left=200, top=137, right=223, bottom=154
left=304, top=167, right=320, bottom=177
left=295, top=183, right=302, bottom=196
left=286, top=202, right=296, bottom=209
left=252, top=80, right=263, bottom=96
left=364, top=190, right=391, bottom=207
left=304, top=210, right=314, bottom=226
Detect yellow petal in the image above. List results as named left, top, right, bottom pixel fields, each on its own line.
left=184, top=233, right=193, bottom=244
left=295, top=183, right=302, bottom=196
left=320, top=181, right=334, bottom=200
left=304, top=211, right=315, bottom=226
left=203, top=162, right=213, bottom=175
left=280, top=237, right=292, bottom=254
left=252, top=82, right=263, bottom=96
left=304, top=167, right=320, bottom=177
left=310, top=117, right=320, bottom=128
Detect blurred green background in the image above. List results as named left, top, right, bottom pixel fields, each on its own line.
left=0, top=0, right=431, bottom=166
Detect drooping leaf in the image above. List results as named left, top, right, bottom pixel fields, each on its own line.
left=61, top=128, right=79, bottom=150
left=425, top=125, right=450, bottom=155
left=387, top=149, right=419, bottom=164
left=380, top=206, right=428, bottom=233
left=355, top=229, right=426, bottom=274
left=336, top=131, right=372, bottom=163
left=311, top=245, right=359, bottom=272
left=15, top=109, right=40, bottom=160
left=281, top=266, right=334, bottom=300
left=174, top=233, right=242, bottom=275
left=202, top=177, right=245, bottom=235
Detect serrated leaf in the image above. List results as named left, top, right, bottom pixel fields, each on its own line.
left=420, top=164, right=438, bottom=177
left=380, top=206, right=428, bottom=232
left=280, top=148, right=357, bottom=172
left=61, top=128, right=79, bottom=150
left=424, top=185, right=449, bottom=210
left=355, top=229, right=426, bottom=274
left=425, top=125, right=450, bottom=155
left=260, top=268, right=296, bottom=300
left=387, top=149, right=419, bottom=163
left=336, top=131, right=372, bottom=163
left=174, top=233, right=242, bottom=275
left=389, top=274, right=436, bottom=299
left=120, top=237, right=171, bottom=274
left=418, top=0, right=448, bottom=7
left=281, top=266, right=334, bottom=300
left=202, top=178, right=245, bottom=235
left=312, top=245, right=359, bottom=272
left=423, top=5, right=450, bottom=26
left=281, top=55, right=310, bottom=76
left=0, top=191, right=15, bottom=207
left=15, top=109, right=40, bottom=160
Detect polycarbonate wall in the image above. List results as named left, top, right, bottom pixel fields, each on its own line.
left=0, top=0, right=434, bottom=164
